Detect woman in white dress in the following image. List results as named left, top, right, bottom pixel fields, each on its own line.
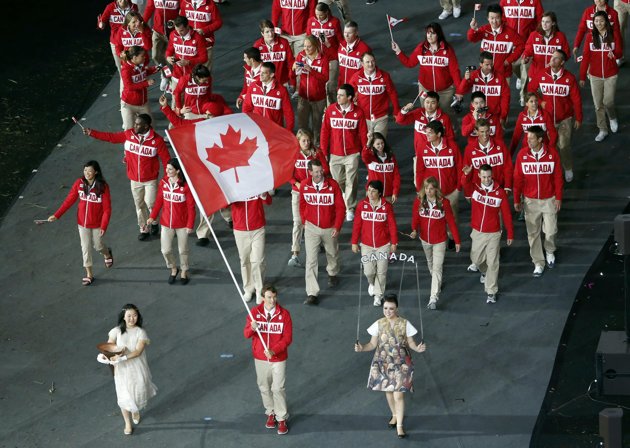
left=108, top=304, right=157, bottom=435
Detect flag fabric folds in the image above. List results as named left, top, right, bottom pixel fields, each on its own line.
left=386, top=14, right=408, bottom=28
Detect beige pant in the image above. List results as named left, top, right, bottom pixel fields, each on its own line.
left=110, top=43, right=123, bottom=95
left=151, top=31, right=168, bottom=66
left=234, top=228, right=266, bottom=298
left=555, top=117, right=573, bottom=171
left=326, top=60, right=339, bottom=105
left=121, top=101, right=151, bottom=131
left=78, top=225, right=109, bottom=268
left=444, top=189, right=459, bottom=239
left=440, top=0, right=461, bottom=12
left=304, top=221, right=340, bottom=297
left=589, top=75, right=618, bottom=132
left=254, top=359, right=288, bottom=421
left=615, top=0, right=630, bottom=50
left=291, top=190, right=303, bottom=253
left=318, top=0, right=351, bottom=21
left=196, top=208, right=232, bottom=239
left=524, top=197, right=557, bottom=268
left=419, top=83, right=455, bottom=114
left=161, top=227, right=190, bottom=271
left=512, top=59, right=530, bottom=101
left=361, top=243, right=391, bottom=298
left=421, top=240, right=446, bottom=298
left=204, top=45, right=214, bottom=72
left=329, top=153, right=360, bottom=212
left=284, top=33, right=306, bottom=57
left=365, top=115, right=389, bottom=137
left=130, top=179, right=158, bottom=230
left=470, top=229, right=501, bottom=294
left=297, top=98, right=326, bottom=146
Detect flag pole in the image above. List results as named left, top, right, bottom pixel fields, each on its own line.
left=356, top=261, right=362, bottom=344
left=414, top=261, right=424, bottom=343
left=386, top=15, right=394, bottom=42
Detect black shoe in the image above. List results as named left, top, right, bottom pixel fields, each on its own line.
left=138, top=232, right=150, bottom=241
left=304, top=295, right=319, bottom=305
left=196, top=238, right=210, bottom=247
left=366, top=0, right=376, bottom=4
left=180, top=275, right=189, bottom=285
left=328, top=275, right=339, bottom=287
left=447, top=238, right=455, bottom=251
left=150, top=223, right=159, bottom=235
left=227, top=220, right=234, bottom=229
left=168, top=269, right=180, bottom=284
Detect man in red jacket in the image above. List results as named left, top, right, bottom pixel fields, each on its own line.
left=243, top=62, right=295, bottom=131
left=84, top=114, right=170, bottom=240
left=179, top=0, right=222, bottom=71
left=236, top=47, right=263, bottom=109
left=460, top=91, right=506, bottom=146
left=143, top=0, right=180, bottom=76
left=513, top=126, right=564, bottom=277
left=254, top=20, right=296, bottom=91
left=165, top=16, right=208, bottom=95
left=299, top=159, right=345, bottom=305
left=337, top=21, right=371, bottom=87
left=244, top=285, right=293, bottom=435
left=462, top=163, right=514, bottom=303
left=271, top=0, right=317, bottom=56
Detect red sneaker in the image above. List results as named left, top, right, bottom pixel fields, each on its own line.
left=265, top=414, right=276, bottom=429
left=277, top=420, right=288, bottom=435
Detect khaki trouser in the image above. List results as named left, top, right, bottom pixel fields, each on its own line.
left=152, top=30, right=168, bottom=66
left=121, top=101, right=151, bottom=131
left=130, top=179, right=158, bottom=230
left=110, top=43, right=123, bottom=95
left=204, top=45, right=214, bottom=72
left=234, top=228, right=266, bottom=298
left=470, top=229, right=501, bottom=295
left=329, top=153, right=360, bottom=212
left=291, top=190, right=303, bottom=253
left=365, top=115, right=389, bottom=137
left=254, top=359, right=288, bottom=421
left=318, top=0, right=351, bottom=21
left=421, top=240, right=446, bottom=298
left=304, top=221, right=340, bottom=297
left=361, top=243, right=391, bottom=298
left=615, top=0, right=630, bottom=50
left=196, top=208, right=232, bottom=239
left=419, top=83, right=455, bottom=114
left=444, top=189, right=460, bottom=239
left=160, top=227, right=190, bottom=271
left=297, top=98, right=326, bottom=146
left=78, top=225, right=109, bottom=268
left=512, top=59, right=530, bottom=101
left=555, top=117, right=573, bottom=171
left=524, top=196, right=558, bottom=268
left=326, top=60, right=339, bottom=106
left=440, top=0, right=461, bottom=12
left=589, top=75, right=618, bottom=132
left=284, top=33, right=306, bottom=57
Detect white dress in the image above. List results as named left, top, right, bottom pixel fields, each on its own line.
left=108, top=326, right=158, bottom=412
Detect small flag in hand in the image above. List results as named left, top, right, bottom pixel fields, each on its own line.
left=387, top=14, right=408, bottom=28
left=475, top=3, right=482, bottom=10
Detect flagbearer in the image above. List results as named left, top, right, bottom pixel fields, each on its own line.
left=243, top=61, right=295, bottom=131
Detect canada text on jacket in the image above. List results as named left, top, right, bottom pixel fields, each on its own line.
left=472, top=190, right=502, bottom=207
left=423, top=156, right=455, bottom=168
left=303, top=193, right=335, bottom=205
left=522, top=161, right=554, bottom=174
left=480, top=40, right=514, bottom=54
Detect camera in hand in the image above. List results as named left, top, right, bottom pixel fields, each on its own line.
left=476, top=106, right=489, bottom=113
left=319, top=32, right=326, bottom=42
left=451, top=96, right=463, bottom=114
left=466, top=65, right=477, bottom=72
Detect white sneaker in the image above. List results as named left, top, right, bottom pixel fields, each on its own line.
left=467, top=263, right=479, bottom=272
left=288, top=255, right=302, bottom=267
left=438, top=9, right=452, bottom=20
left=595, top=131, right=608, bottom=142
left=453, top=6, right=461, bottom=18
left=480, top=273, right=486, bottom=284
left=367, top=284, right=375, bottom=297
left=519, top=96, right=525, bottom=107
left=610, top=119, right=619, bottom=133
left=533, top=265, right=544, bottom=277
left=546, top=252, right=555, bottom=269
left=159, top=77, right=169, bottom=92
left=291, top=91, right=300, bottom=100
left=486, top=294, right=496, bottom=304
left=564, top=169, right=574, bottom=183
left=373, top=295, right=382, bottom=307
left=427, top=296, right=438, bottom=310
left=242, top=292, right=253, bottom=302
left=346, top=210, right=355, bottom=222
left=516, top=78, right=522, bottom=90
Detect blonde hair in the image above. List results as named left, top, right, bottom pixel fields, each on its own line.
left=418, top=176, right=444, bottom=211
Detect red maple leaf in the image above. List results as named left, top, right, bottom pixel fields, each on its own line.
left=205, top=125, right=258, bottom=183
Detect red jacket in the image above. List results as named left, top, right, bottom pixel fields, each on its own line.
left=244, top=302, right=292, bottom=362
left=522, top=31, right=571, bottom=80
left=243, top=80, right=295, bottom=130
left=351, top=198, right=398, bottom=248
left=463, top=138, right=513, bottom=190
left=253, top=36, right=296, bottom=87
left=239, top=64, right=261, bottom=101
left=513, top=145, right=564, bottom=203
left=461, top=111, right=505, bottom=146
left=306, top=15, right=343, bottom=61
left=510, top=107, right=558, bottom=153
left=54, top=178, right=111, bottom=230
left=361, top=148, right=401, bottom=198
left=90, top=128, right=170, bottom=182
left=290, top=149, right=330, bottom=192
left=467, top=23, right=524, bottom=77
left=143, top=0, right=180, bottom=35
left=580, top=32, right=624, bottom=81
left=500, top=0, right=543, bottom=36
left=337, top=38, right=371, bottom=86
left=416, top=138, right=462, bottom=195
left=100, top=2, right=137, bottom=44
left=271, top=0, right=316, bottom=36
left=411, top=196, right=459, bottom=245
left=179, top=0, right=222, bottom=46
left=173, top=73, right=213, bottom=112
left=462, top=174, right=514, bottom=237
left=160, top=96, right=232, bottom=127
left=165, top=30, right=208, bottom=79
left=528, top=68, right=583, bottom=124
left=114, top=26, right=153, bottom=55
left=396, top=41, right=462, bottom=92
left=294, top=51, right=329, bottom=102
left=395, top=107, right=456, bottom=156
left=121, top=62, right=160, bottom=106
left=349, top=68, right=400, bottom=120
left=457, top=69, right=510, bottom=120
left=320, top=102, right=368, bottom=157
left=231, top=194, right=272, bottom=232
left=299, top=177, right=345, bottom=230
left=574, top=5, right=620, bottom=50
left=150, top=176, right=195, bottom=229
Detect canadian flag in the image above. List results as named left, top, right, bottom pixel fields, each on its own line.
left=166, top=113, right=298, bottom=216
left=387, top=14, right=408, bottom=28
left=475, top=3, right=482, bottom=10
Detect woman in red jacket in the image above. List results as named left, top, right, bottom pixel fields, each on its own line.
left=579, top=11, right=623, bottom=142
left=522, top=12, right=570, bottom=85
left=361, top=132, right=401, bottom=205
left=48, top=161, right=113, bottom=286
left=573, top=0, right=620, bottom=60
left=410, top=176, right=460, bottom=310
left=510, top=92, right=558, bottom=154
left=120, top=46, right=160, bottom=130
left=147, top=158, right=196, bottom=284
left=115, top=12, right=153, bottom=58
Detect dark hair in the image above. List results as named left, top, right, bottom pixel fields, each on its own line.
left=479, top=51, right=494, bottom=64
left=173, top=15, right=188, bottom=28
left=426, top=120, right=445, bottom=136
left=361, top=50, right=375, bottom=61
left=307, top=159, right=323, bottom=170
left=368, top=132, right=393, bottom=159
left=367, top=180, right=384, bottom=197
left=117, top=304, right=143, bottom=334
left=475, top=118, right=490, bottom=130
left=315, top=2, right=330, bottom=13
left=339, top=83, right=355, bottom=99
left=167, top=157, right=186, bottom=186
left=487, top=4, right=503, bottom=17
left=524, top=91, right=538, bottom=102
left=244, top=47, right=262, bottom=62
left=425, top=22, right=449, bottom=49
left=553, top=49, right=568, bottom=62
left=479, top=163, right=493, bottom=173
left=261, top=61, right=276, bottom=73
left=82, top=160, right=107, bottom=197
left=259, top=19, right=274, bottom=31
left=193, top=64, right=211, bottom=80
left=527, top=125, right=545, bottom=140
left=262, top=284, right=277, bottom=296
left=425, top=91, right=440, bottom=102
left=345, top=20, right=359, bottom=30
left=137, top=113, right=152, bottom=127
left=383, top=293, right=398, bottom=307
left=591, top=11, right=614, bottom=49
left=537, top=11, right=560, bottom=35
left=471, top=91, right=487, bottom=102
left=124, top=45, right=145, bottom=61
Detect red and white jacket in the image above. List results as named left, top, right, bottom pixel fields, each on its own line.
left=510, top=107, right=558, bottom=153
left=396, top=41, right=462, bottom=92
left=89, top=128, right=170, bottom=182
left=244, top=302, right=292, bottom=362
left=461, top=111, right=505, bottom=147
left=500, top=0, right=544, bottom=36
left=462, top=174, right=514, bottom=237
left=121, top=62, right=160, bottom=106
left=513, top=145, right=564, bottom=203
left=361, top=148, right=401, bottom=198
left=416, top=138, right=462, bottom=195
left=290, top=149, right=330, bottom=192
left=114, top=26, right=153, bottom=55
left=411, top=196, right=459, bottom=245
left=179, top=0, right=222, bottom=47
left=150, top=176, right=195, bottom=229
left=580, top=32, right=624, bottom=81
left=253, top=36, right=296, bottom=87
left=522, top=31, right=571, bottom=80
left=299, top=177, right=345, bottom=230
left=165, top=30, right=208, bottom=79
left=457, top=69, right=510, bottom=120
left=528, top=68, right=583, bottom=124
left=467, top=23, right=524, bottom=78
left=337, top=38, right=371, bottom=86
left=351, top=197, right=398, bottom=248
left=99, top=2, right=138, bottom=44
left=54, top=179, right=112, bottom=230
left=294, top=51, right=329, bottom=101
left=574, top=5, right=620, bottom=51
left=271, top=0, right=316, bottom=36
left=173, top=73, right=213, bottom=112
left=463, top=138, right=513, bottom=190
left=243, top=80, right=295, bottom=130
left=238, top=63, right=261, bottom=102
left=349, top=68, right=400, bottom=120
left=320, top=102, right=368, bottom=157
left=306, top=14, right=343, bottom=61
left=231, top=194, right=272, bottom=232
left=395, top=107, right=456, bottom=156
left=160, top=95, right=232, bottom=127
left=143, top=0, right=180, bottom=36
